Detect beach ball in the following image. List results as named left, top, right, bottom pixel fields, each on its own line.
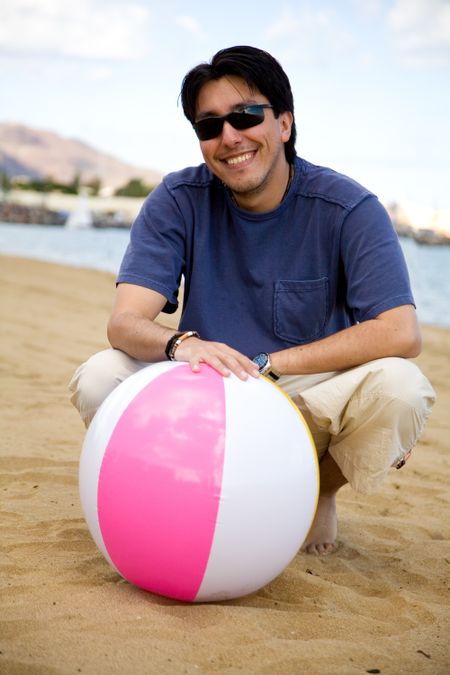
left=79, top=362, right=319, bottom=602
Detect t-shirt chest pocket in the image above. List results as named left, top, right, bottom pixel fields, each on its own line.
left=273, top=278, right=329, bottom=344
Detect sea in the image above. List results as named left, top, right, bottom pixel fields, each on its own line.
left=1, top=221, right=449, bottom=328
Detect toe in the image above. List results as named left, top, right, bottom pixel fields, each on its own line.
left=316, top=542, right=336, bottom=556
left=302, top=543, right=318, bottom=555
left=302, top=541, right=337, bottom=555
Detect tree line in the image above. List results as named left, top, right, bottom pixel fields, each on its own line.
left=0, top=172, right=155, bottom=198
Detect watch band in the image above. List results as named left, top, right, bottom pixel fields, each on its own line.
left=262, top=362, right=280, bottom=382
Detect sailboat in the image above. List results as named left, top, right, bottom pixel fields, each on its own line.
left=65, top=188, right=93, bottom=229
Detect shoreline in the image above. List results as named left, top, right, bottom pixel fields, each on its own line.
left=2, top=191, right=450, bottom=244
left=1, top=248, right=450, bottom=331
left=1, top=255, right=449, bottom=674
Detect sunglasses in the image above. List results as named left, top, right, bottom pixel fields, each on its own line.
left=193, top=104, right=274, bottom=141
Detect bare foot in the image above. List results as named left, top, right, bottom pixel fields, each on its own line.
left=301, top=493, right=338, bottom=555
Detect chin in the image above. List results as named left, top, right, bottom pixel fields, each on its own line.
left=224, top=172, right=266, bottom=195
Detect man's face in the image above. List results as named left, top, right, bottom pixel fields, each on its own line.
left=195, top=76, right=293, bottom=211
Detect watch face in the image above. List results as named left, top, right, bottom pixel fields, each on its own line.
left=252, top=352, right=269, bottom=371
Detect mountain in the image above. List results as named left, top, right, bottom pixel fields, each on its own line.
left=0, top=122, right=163, bottom=190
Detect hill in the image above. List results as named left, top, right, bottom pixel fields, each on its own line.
left=0, top=122, right=162, bottom=190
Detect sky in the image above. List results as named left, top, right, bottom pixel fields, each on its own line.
left=1, top=0, right=449, bottom=208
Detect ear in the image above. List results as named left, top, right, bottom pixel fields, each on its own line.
left=279, top=111, right=293, bottom=142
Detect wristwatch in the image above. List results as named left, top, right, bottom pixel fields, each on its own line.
left=252, top=352, right=280, bottom=382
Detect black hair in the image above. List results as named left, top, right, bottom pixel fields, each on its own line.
left=180, top=45, right=296, bottom=164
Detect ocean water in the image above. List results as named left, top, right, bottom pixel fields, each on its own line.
left=0, top=222, right=131, bottom=274
left=1, top=222, right=449, bottom=328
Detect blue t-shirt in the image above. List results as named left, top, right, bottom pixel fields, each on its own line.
left=117, top=156, right=414, bottom=357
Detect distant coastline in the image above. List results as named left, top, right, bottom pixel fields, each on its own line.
left=1, top=190, right=450, bottom=245
left=385, top=201, right=450, bottom=246
left=0, top=189, right=145, bottom=229
left=390, top=218, right=450, bottom=246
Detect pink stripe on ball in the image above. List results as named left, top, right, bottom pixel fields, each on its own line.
left=97, top=364, right=226, bottom=601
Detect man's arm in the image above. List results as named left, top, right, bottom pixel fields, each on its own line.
left=270, top=304, right=422, bottom=375
left=107, top=283, right=174, bottom=362
left=107, top=283, right=259, bottom=380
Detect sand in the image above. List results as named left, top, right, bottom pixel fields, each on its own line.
left=1, top=254, right=449, bottom=675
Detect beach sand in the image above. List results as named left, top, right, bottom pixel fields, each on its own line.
left=1, top=255, right=449, bottom=675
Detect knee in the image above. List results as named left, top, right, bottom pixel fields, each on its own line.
left=72, top=349, right=120, bottom=398
left=370, top=358, right=436, bottom=412
left=69, top=349, right=125, bottom=427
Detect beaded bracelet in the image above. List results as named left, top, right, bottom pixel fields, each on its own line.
left=165, top=331, right=200, bottom=361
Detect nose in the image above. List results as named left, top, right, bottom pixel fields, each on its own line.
left=220, top=120, right=242, bottom=144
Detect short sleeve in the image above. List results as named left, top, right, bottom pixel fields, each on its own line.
left=340, top=196, right=414, bottom=322
left=117, top=181, right=186, bottom=313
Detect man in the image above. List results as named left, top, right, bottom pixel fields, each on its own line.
left=70, top=46, right=435, bottom=555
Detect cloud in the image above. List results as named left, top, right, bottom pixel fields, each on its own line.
left=0, top=0, right=152, bottom=61
left=388, top=0, right=450, bottom=67
left=349, top=0, right=385, bottom=18
left=175, top=15, right=205, bottom=40
left=263, top=5, right=356, bottom=66
left=263, top=6, right=296, bottom=40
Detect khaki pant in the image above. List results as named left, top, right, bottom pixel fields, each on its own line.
left=69, top=350, right=435, bottom=494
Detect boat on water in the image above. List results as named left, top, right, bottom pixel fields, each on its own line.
left=65, top=188, right=93, bottom=229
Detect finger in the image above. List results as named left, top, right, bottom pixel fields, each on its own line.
left=208, top=347, right=260, bottom=379
left=176, top=340, right=259, bottom=380
left=230, top=354, right=260, bottom=379
left=207, top=354, right=258, bottom=381
left=201, top=354, right=232, bottom=377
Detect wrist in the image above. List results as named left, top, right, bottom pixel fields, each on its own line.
left=165, top=331, right=200, bottom=361
left=251, top=352, right=280, bottom=382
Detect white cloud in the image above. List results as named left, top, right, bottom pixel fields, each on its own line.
left=87, top=65, right=114, bottom=80
left=388, top=0, right=450, bottom=67
left=0, top=0, right=152, bottom=60
left=263, top=5, right=356, bottom=66
left=350, top=0, right=385, bottom=18
left=175, top=15, right=205, bottom=40
left=264, top=6, right=297, bottom=39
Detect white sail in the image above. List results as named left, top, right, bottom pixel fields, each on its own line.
left=65, top=188, right=93, bottom=229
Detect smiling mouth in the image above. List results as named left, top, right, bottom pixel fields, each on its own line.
left=224, top=152, right=254, bottom=166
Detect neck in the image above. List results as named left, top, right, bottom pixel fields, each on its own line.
left=231, top=161, right=293, bottom=213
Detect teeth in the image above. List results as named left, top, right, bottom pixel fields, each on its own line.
left=226, top=153, right=252, bottom=165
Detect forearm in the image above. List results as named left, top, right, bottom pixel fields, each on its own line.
left=107, top=311, right=259, bottom=381
left=107, top=311, right=176, bottom=362
left=270, top=306, right=422, bottom=376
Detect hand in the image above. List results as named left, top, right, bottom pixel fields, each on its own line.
left=174, top=337, right=260, bottom=381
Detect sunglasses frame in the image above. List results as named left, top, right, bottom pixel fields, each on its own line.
left=193, top=104, right=274, bottom=141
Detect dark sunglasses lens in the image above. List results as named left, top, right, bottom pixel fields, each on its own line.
left=194, top=118, right=223, bottom=141
left=194, top=108, right=266, bottom=140
left=229, top=110, right=264, bottom=130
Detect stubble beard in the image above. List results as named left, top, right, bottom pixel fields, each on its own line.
left=226, top=159, right=279, bottom=199
left=226, top=146, right=286, bottom=200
